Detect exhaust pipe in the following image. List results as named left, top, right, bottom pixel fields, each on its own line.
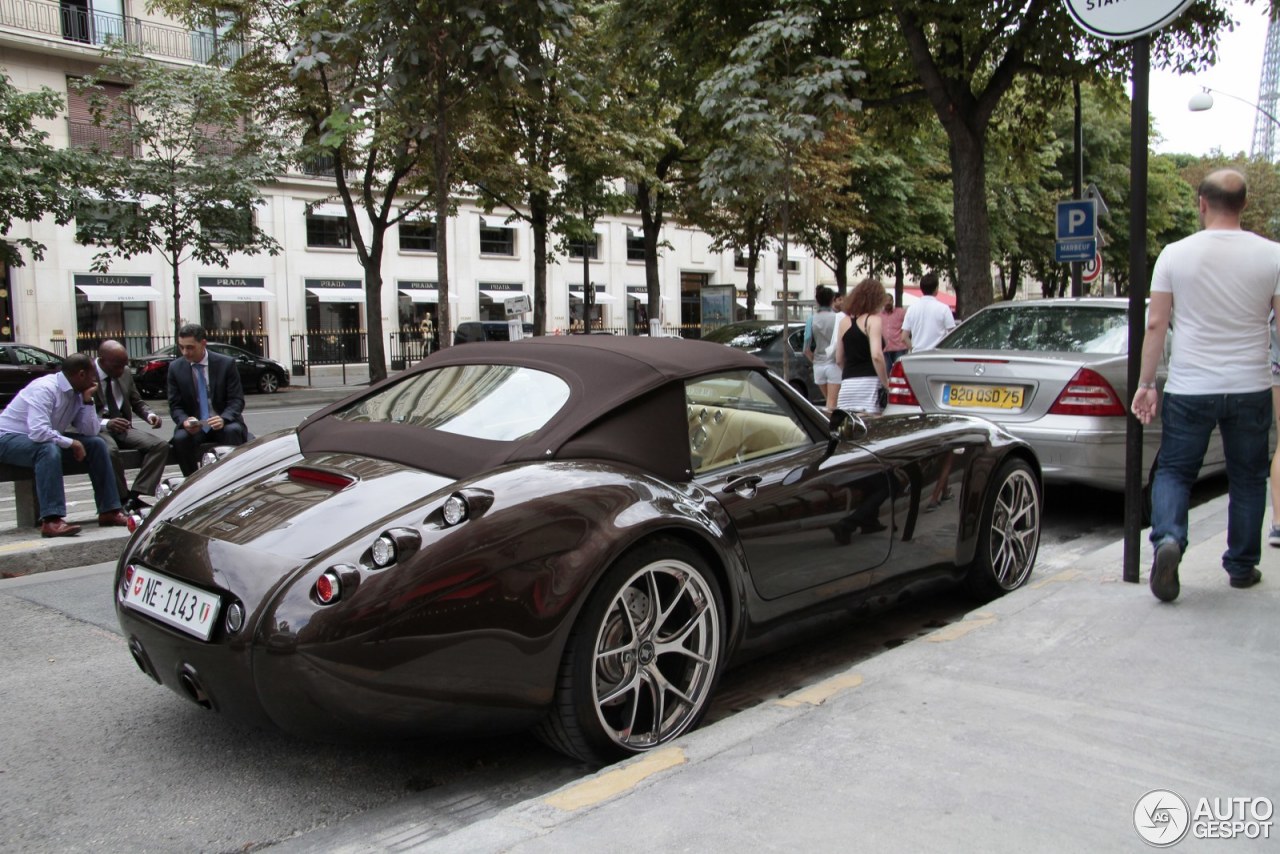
left=127, top=638, right=160, bottom=684
left=177, top=664, right=214, bottom=710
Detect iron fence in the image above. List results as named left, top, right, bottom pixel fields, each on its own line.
left=71, top=330, right=272, bottom=361
left=388, top=331, right=432, bottom=371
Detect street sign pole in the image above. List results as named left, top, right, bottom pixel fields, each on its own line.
left=1123, top=36, right=1150, bottom=584
left=1072, top=80, right=1084, bottom=298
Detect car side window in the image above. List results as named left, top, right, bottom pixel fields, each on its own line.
left=686, top=370, right=812, bottom=475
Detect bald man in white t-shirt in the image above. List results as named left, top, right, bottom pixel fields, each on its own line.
left=1133, top=168, right=1280, bottom=602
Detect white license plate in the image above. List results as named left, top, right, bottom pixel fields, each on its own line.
left=121, top=565, right=221, bottom=641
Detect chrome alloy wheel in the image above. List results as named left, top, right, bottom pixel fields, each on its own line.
left=591, top=559, right=721, bottom=751
left=987, top=467, right=1040, bottom=590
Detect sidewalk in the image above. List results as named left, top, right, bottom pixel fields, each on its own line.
left=388, top=494, right=1278, bottom=853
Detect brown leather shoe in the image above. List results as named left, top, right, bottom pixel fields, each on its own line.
left=41, top=518, right=82, bottom=538
left=97, top=510, right=130, bottom=527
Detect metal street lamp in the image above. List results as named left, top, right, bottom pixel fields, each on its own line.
left=1187, top=86, right=1280, bottom=126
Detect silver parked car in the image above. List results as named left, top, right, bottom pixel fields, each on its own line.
left=883, top=298, right=1224, bottom=491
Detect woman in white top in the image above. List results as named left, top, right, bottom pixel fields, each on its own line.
left=804, top=285, right=841, bottom=410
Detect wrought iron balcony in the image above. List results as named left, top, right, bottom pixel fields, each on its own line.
left=0, top=0, right=244, bottom=65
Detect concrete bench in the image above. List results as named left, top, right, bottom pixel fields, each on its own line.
left=0, top=446, right=182, bottom=528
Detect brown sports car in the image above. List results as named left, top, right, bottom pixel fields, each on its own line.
left=115, top=336, right=1042, bottom=763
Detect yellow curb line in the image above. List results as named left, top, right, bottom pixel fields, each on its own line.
left=775, top=671, right=864, bottom=708
left=544, top=747, right=686, bottom=812
left=1030, top=569, right=1085, bottom=589
left=0, top=540, right=45, bottom=555
left=925, top=613, right=997, bottom=643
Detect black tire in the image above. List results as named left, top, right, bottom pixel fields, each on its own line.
left=535, top=538, right=726, bottom=765
left=258, top=372, right=280, bottom=394
left=965, top=457, right=1041, bottom=599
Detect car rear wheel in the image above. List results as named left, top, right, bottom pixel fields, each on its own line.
left=258, top=372, right=280, bottom=394
left=535, top=539, right=725, bottom=764
left=965, top=458, right=1041, bottom=599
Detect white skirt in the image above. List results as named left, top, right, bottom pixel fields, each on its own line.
left=837, top=376, right=882, bottom=414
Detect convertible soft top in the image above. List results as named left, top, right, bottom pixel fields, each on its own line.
left=298, top=336, right=769, bottom=482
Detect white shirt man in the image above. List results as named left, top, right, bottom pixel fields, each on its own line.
left=901, top=278, right=955, bottom=351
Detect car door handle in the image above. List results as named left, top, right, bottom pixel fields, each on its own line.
left=722, top=474, right=762, bottom=498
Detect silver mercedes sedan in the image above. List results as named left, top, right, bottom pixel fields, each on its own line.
left=883, top=298, right=1225, bottom=491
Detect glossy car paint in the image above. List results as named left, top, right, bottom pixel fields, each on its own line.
left=0, top=343, right=63, bottom=407
left=133, top=342, right=290, bottom=397
left=115, top=338, right=1039, bottom=744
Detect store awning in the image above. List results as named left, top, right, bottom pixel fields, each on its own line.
left=736, top=299, right=749, bottom=309
left=479, top=289, right=525, bottom=302
left=398, top=289, right=459, bottom=304
left=201, top=286, right=276, bottom=302
left=75, top=285, right=161, bottom=302
left=571, top=291, right=621, bottom=304
left=479, top=214, right=511, bottom=229
left=306, top=287, right=364, bottom=304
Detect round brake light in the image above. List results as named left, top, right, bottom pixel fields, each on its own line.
left=315, top=570, right=341, bottom=604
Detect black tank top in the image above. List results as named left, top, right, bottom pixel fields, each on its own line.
left=841, top=316, right=876, bottom=380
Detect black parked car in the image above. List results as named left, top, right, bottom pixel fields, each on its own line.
left=133, top=343, right=290, bottom=397
left=702, top=320, right=823, bottom=403
left=0, top=343, right=63, bottom=407
left=453, top=321, right=535, bottom=344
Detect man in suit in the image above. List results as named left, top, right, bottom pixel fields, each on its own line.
left=94, top=340, right=170, bottom=511
left=168, top=323, right=249, bottom=475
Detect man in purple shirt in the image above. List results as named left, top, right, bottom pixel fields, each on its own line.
left=0, top=352, right=128, bottom=537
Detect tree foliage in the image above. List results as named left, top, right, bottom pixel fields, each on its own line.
left=73, top=47, right=284, bottom=340
left=0, top=73, right=79, bottom=268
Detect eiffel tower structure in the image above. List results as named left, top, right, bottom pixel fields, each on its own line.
left=1253, top=7, right=1280, bottom=161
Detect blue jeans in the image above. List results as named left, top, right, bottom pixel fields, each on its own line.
left=0, top=432, right=121, bottom=520
left=1150, top=390, right=1272, bottom=578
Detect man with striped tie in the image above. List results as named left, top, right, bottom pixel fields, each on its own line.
left=167, top=323, right=249, bottom=475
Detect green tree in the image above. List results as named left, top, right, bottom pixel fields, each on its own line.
left=73, top=48, right=283, bottom=341
left=0, top=73, right=79, bottom=268
left=698, top=0, right=862, bottom=372
left=848, top=0, right=1232, bottom=316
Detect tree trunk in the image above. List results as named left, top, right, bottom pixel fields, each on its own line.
left=637, top=179, right=663, bottom=333
left=433, top=71, right=452, bottom=350
left=171, top=257, right=182, bottom=343
left=746, top=244, right=759, bottom=319
left=947, top=128, right=993, bottom=319
left=530, top=191, right=548, bottom=337
left=893, top=253, right=905, bottom=307
left=364, top=230, right=387, bottom=383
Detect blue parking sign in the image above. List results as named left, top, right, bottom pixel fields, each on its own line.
left=1056, top=200, right=1096, bottom=241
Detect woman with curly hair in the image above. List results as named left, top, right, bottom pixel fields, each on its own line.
left=834, top=277, right=890, bottom=414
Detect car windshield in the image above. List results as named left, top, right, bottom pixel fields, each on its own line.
left=702, top=325, right=782, bottom=351
left=940, top=306, right=1129, bottom=354
left=333, top=364, right=570, bottom=441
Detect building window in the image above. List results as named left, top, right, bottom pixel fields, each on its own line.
left=568, top=235, right=600, bottom=260
left=75, top=200, right=140, bottom=245
left=400, top=218, right=437, bottom=252
left=66, top=78, right=132, bottom=156
left=307, top=213, right=352, bottom=249
left=626, top=229, right=645, bottom=262
left=192, top=9, right=244, bottom=66
left=201, top=206, right=253, bottom=245
left=734, top=250, right=753, bottom=270
left=777, top=256, right=800, bottom=273
left=479, top=222, right=516, bottom=256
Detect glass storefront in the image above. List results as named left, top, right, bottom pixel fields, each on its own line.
left=478, top=282, right=526, bottom=322
left=303, top=278, right=364, bottom=363
left=197, top=276, right=273, bottom=356
left=73, top=274, right=161, bottom=357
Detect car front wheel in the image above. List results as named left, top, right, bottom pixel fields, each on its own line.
left=536, top=539, right=725, bottom=764
left=258, top=372, right=280, bottom=394
left=965, top=457, right=1041, bottom=599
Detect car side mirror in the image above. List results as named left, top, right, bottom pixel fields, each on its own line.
left=825, top=408, right=866, bottom=456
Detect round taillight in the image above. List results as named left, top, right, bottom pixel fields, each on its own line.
left=122, top=564, right=135, bottom=595
left=315, top=570, right=341, bottom=604
left=225, top=602, right=245, bottom=633
left=370, top=535, right=396, bottom=568
left=442, top=494, right=469, bottom=527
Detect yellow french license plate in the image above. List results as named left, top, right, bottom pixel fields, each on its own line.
left=943, top=383, right=1024, bottom=410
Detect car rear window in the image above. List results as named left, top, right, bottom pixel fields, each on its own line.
left=333, top=364, right=570, bottom=441
left=940, top=306, right=1129, bottom=354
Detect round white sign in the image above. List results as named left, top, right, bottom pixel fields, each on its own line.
left=1063, top=0, right=1195, bottom=41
